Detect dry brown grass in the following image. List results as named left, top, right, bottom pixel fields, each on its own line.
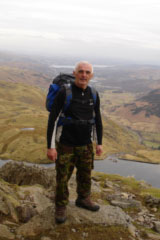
left=0, top=80, right=159, bottom=164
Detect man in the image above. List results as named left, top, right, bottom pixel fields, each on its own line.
left=47, top=61, right=103, bottom=223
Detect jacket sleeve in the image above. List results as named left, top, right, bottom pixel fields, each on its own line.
left=94, top=92, right=103, bottom=145
left=47, top=87, right=66, bottom=148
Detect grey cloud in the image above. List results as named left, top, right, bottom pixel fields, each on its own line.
left=0, top=0, right=160, bottom=64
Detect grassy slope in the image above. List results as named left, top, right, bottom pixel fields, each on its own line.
left=101, top=90, right=160, bottom=163
left=101, top=89, right=160, bottom=133
left=0, top=80, right=49, bottom=163
left=0, top=80, right=150, bottom=164
left=0, top=65, right=50, bottom=88
left=102, top=117, right=144, bottom=156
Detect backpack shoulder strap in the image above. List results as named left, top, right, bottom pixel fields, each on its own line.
left=63, top=84, right=72, bottom=112
left=61, top=85, right=97, bottom=114
left=90, top=86, right=97, bottom=106
left=89, top=86, right=97, bottom=119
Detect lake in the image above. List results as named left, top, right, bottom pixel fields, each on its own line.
left=94, top=158, right=160, bottom=188
left=0, top=158, right=160, bottom=188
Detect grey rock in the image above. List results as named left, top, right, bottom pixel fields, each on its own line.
left=151, top=207, right=158, bottom=213
left=137, top=216, right=145, bottom=223
left=16, top=207, right=55, bottom=238
left=111, top=200, right=133, bottom=209
left=146, top=232, right=160, bottom=240
left=91, top=175, right=102, bottom=182
left=67, top=202, right=132, bottom=226
left=4, top=197, right=19, bottom=223
left=1, top=161, right=160, bottom=239
left=145, top=195, right=160, bottom=208
left=16, top=203, right=38, bottom=223
left=0, top=161, right=56, bottom=189
left=41, top=237, right=52, bottom=240
left=107, top=193, right=141, bottom=209
left=0, top=195, right=10, bottom=215
left=82, top=232, right=89, bottom=237
left=104, top=180, right=114, bottom=188
left=154, top=221, right=160, bottom=233
left=16, top=203, right=132, bottom=238
left=17, top=185, right=53, bottom=213
left=0, top=224, right=15, bottom=240
left=138, top=207, right=149, bottom=216
left=138, top=180, right=151, bottom=188
left=2, top=221, right=19, bottom=228
left=127, top=224, right=137, bottom=237
left=91, top=179, right=101, bottom=193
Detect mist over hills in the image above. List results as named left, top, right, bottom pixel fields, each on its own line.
left=1, top=50, right=160, bottom=93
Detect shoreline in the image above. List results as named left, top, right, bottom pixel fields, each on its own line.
left=1, top=158, right=160, bottom=188
left=118, top=157, right=160, bottom=165
left=1, top=156, right=160, bottom=165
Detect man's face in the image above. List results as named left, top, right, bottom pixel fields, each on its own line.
left=73, top=63, right=93, bottom=89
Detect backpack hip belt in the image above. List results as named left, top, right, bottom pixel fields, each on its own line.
left=57, top=117, right=95, bottom=127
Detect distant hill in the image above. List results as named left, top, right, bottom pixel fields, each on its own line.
left=1, top=51, right=160, bottom=94
left=0, top=51, right=55, bottom=89
left=111, top=89, right=160, bottom=132
left=101, top=87, right=160, bottom=152
left=131, top=89, right=160, bottom=118
left=0, top=65, right=51, bottom=89
left=94, top=64, right=160, bottom=94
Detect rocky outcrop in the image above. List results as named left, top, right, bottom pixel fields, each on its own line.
left=0, top=161, right=160, bottom=240
left=106, top=192, right=142, bottom=209
left=0, top=161, right=56, bottom=189
left=16, top=204, right=131, bottom=238
left=145, top=195, right=160, bottom=208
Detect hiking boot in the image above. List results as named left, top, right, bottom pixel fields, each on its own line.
left=75, top=196, right=100, bottom=211
left=55, top=206, right=67, bottom=224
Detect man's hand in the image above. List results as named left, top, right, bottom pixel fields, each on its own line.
left=96, top=145, right=103, bottom=156
left=47, top=148, right=57, bottom=162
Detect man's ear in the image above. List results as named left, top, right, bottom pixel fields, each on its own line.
left=90, top=73, right=94, bottom=80
left=73, top=71, right=76, bottom=77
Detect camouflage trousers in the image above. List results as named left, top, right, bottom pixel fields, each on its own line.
left=55, top=142, right=94, bottom=207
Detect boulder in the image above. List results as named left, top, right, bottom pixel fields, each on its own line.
left=67, top=201, right=131, bottom=226
left=0, top=224, right=15, bottom=240
left=0, top=161, right=160, bottom=240
left=0, top=161, right=56, bottom=189
left=146, top=232, right=160, bottom=240
left=154, top=221, right=160, bottom=233
left=16, top=203, right=132, bottom=238
left=0, top=195, right=10, bottom=215
left=145, top=195, right=160, bottom=208
left=16, top=207, right=55, bottom=238
left=106, top=193, right=142, bottom=209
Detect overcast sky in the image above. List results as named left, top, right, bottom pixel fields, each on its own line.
left=0, top=0, right=160, bottom=64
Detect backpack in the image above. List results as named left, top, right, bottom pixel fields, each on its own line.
left=46, top=73, right=97, bottom=115
left=46, top=73, right=75, bottom=112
